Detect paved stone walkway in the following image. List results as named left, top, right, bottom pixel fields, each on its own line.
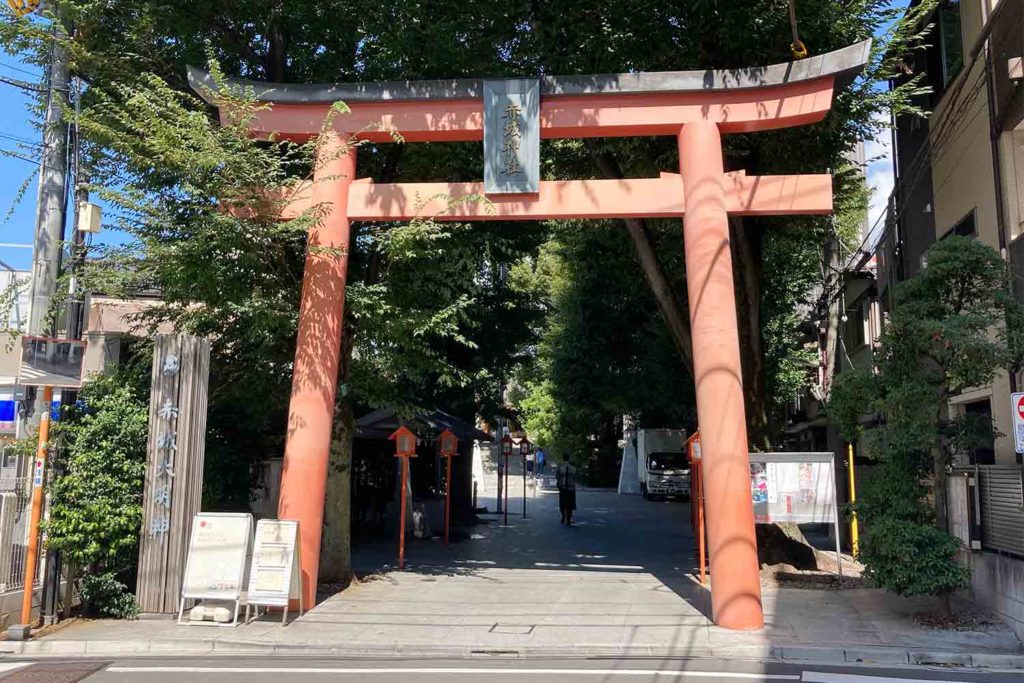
left=8, top=488, right=1023, bottom=666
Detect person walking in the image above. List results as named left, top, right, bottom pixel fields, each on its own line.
left=535, top=447, right=546, bottom=476
left=556, top=461, right=576, bottom=525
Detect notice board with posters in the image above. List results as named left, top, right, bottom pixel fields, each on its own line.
left=245, top=519, right=303, bottom=624
left=178, top=512, right=253, bottom=626
left=749, top=452, right=843, bottom=578
left=749, top=453, right=837, bottom=524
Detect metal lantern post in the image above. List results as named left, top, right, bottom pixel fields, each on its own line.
left=389, top=426, right=418, bottom=570
left=687, top=432, right=706, bottom=585
left=519, top=437, right=532, bottom=519
left=500, top=435, right=513, bottom=526
left=438, top=429, right=459, bottom=546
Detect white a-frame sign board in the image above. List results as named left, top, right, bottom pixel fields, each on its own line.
left=245, top=519, right=303, bottom=625
left=178, top=512, right=254, bottom=627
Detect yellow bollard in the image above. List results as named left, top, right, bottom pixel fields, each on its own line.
left=847, top=442, right=859, bottom=558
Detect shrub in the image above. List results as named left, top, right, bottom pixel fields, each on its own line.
left=45, top=366, right=149, bottom=618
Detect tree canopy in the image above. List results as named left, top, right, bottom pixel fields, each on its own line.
left=830, top=236, right=1024, bottom=612
left=0, top=0, right=939, bottom=559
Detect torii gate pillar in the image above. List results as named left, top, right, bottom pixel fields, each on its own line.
left=679, top=121, right=762, bottom=629
left=278, top=132, right=356, bottom=609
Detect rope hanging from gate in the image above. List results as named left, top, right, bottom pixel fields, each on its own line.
left=788, top=0, right=808, bottom=59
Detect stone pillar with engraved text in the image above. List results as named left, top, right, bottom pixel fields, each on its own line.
left=136, top=334, right=211, bottom=613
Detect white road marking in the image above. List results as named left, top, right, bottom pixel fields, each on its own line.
left=802, top=672, right=960, bottom=683
left=0, top=662, right=31, bottom=673
left=107, top=666, right=800, bottom=678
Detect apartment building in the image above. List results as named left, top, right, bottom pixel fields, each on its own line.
left=884, top=0, right=1024, bottom=465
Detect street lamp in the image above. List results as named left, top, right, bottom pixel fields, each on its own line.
left=500, top=435, right=513, bottom=526
left=519, top=437, right=532, bottom=519
left=437, top=429, right=459, bottom=546
left=389, top=425, right=418, bottom=570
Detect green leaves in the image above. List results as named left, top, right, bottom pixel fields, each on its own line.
left=513, top=221, right=695, bottom=472
left=828, top=236, right=1019, bottom=600
left=43, top=365, right=150, bottom=617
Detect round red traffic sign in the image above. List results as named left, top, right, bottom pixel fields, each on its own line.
left=1017, top=395, right=1024, bottom=420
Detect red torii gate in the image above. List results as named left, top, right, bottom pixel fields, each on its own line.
left=190, top=40, right=869, bottom=631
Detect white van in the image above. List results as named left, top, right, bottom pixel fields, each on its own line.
left=636, top=428, right=690, bottom=500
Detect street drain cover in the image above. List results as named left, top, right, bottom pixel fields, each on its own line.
left=1, top=662, right=110, bottom=683
left=489, top=623, right=535, bottom=634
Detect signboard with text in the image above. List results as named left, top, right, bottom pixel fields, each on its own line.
left=246, top=519, right=301, bottom=609
left=483, top=78, right=540, bottom=195
left=749, top=453, right=837, bottom=524
left=137, top=334, right=212, bottom=614
left=180, top=512, right=253, bottom=601
left=1012, top=392, right=1024, bottom=453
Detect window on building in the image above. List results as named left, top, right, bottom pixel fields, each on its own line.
left=861, top=298, right=874, bottom=347
left=942, top=209, right=977, bottom=239
left=844, top=302, right=866, bottom=349
left=939, top=1, right=964, bottom=87
left=963, top=399, right=995, bottom=465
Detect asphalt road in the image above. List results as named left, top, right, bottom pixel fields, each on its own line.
left=0, top=657, right=1019, bottom=682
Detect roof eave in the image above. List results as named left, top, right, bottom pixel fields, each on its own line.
left=187, top=39, right=871, bottom=107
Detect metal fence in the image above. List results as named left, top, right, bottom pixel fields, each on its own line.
left=975, top=465, right=1024, bottom=557
left=0, top=475, right=39, bottom=593
left=0, top=442, right=46, bottom=594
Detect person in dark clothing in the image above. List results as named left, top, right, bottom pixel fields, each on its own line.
left=556, top=462, right=577, bottom=525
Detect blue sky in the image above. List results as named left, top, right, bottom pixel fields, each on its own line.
left=0, top=22, right=900, bottom=272
left=0, top=57, right=48, bottom=270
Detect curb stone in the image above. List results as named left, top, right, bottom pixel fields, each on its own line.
left=843, top=647, right=909, bottom=665
left=970, top=654, right=1024, bottom=669
left=2, top=639, right=1022, bottom=669
left=908, top=651, right=975, bottom=667
left=780, top=646, right=845, bottom=662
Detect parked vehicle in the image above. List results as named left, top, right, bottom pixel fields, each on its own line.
left=636, top=429, right=690, bottom=500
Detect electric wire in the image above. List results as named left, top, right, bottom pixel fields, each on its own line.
left=0, top=60, right=39, bottom=77
left=0, top=74, right=44, bottom=92
left=805, top=60, right=994, bottom=338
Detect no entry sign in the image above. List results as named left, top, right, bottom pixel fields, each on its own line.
left=1012, top=392, right=1024, bottom=453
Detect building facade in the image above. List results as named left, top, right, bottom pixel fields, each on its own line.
left=886, top=0, right=1024, bottom=465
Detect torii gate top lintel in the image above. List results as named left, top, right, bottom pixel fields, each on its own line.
left=187, top=39, right=870, bottom=141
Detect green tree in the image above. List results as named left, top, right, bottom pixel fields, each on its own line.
left=830, top=236, right=1024, bottom=616
left=1, top=0, right=937, bottom=585
left=45, top=364, right=150, bottom=617
left=513, top=221, right=695, bottom=482
left=1, top=1, right=933, bottom=450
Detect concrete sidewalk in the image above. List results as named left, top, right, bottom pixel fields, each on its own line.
left=6, top=489, right=1023, bottom=669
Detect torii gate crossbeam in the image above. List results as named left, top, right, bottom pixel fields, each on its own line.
left=191, top=39, right=870, bottom=631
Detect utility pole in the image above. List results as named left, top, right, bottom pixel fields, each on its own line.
left=12, top=10, right=71, bottom=636
left=41, top=105, right=86, bottom=627
left=24, top=19, right=70, bottom=420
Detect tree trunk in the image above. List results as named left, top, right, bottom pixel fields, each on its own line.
left=934, top=399, right=951, bottom=533
left=582, top=141, right=694, bottom=376
left=821, top=237, right=842, bottom=403
left=265, top=6, right=288, bottom=82
left=319, top=394, right=355, bottom=584
left=937, top=591, right=953, bottom=620
left=731, top=217, right=770, bottom=449
left=622, top=218, right=694, bottom=376
left=319, top=327, right=356, bottom=585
